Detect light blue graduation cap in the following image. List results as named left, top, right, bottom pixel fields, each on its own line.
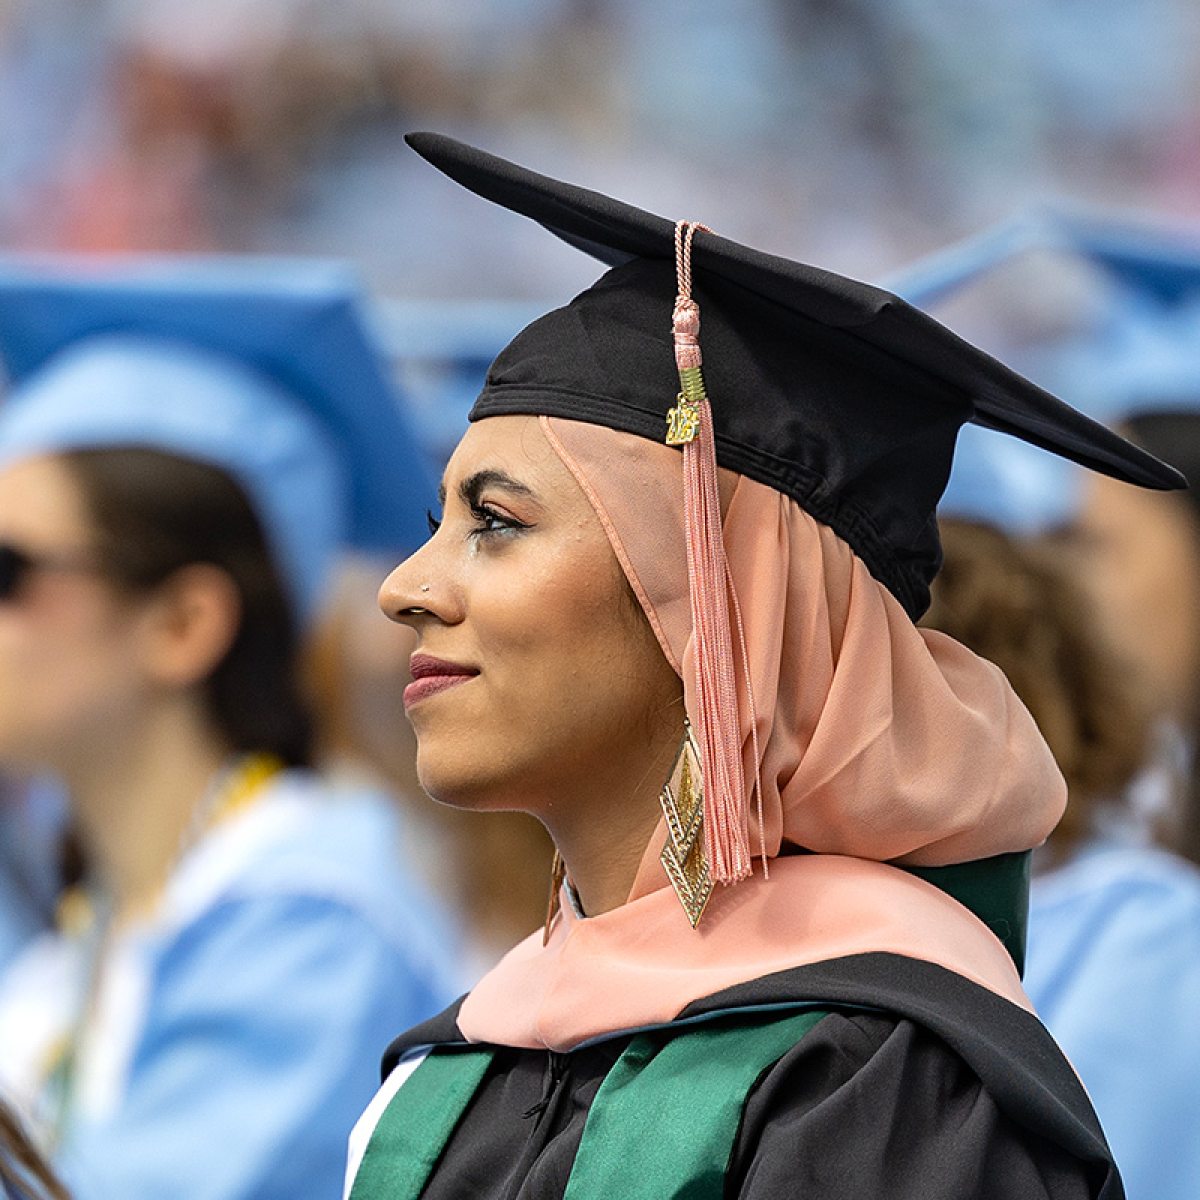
left=1062, top=222, right=1200, bottom=484
left=889, top=209, right=1200, bottom=426
left=883, top=214, right=1050, bottom=312
left=940, top=423, right=1083, bottom=535
left=0, top=256, right=437, bottom=623
left=889, top=208, right=1200, bottom=530
left=374, top=298, right=542, bottom=460
left=886, top=208, right=1200, bottom=314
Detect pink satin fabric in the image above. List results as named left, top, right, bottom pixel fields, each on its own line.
left=463, top=855, right=1031, bottom=1052
left=458, top=417, right=1065, bottom=1049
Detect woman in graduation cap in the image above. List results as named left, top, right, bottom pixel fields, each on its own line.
left=0, top=260, right=460, bottom=1200
left=346, top=137, right=1187, bottom=1200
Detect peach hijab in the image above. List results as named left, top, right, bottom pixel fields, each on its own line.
left=459, top=416, right=1066, bottom=1051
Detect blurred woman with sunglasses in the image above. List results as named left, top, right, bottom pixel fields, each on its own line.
left=0, top=261, right=458, bottom=1199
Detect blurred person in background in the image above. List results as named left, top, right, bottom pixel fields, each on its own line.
left=1034, top=224, right=1200, bottom=864
left=1106, top=411, right=1200, bottom=861
left=924, top=426, right=1200, bottom=1200
left=896, top=221, right=1200, bottom=1199
left=0, top=258, right=460, bottom=1200
left=1069, top=429, right=1200, bottom=852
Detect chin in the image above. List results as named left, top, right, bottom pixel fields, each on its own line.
left=415, top=750, right=488, bottom=810
left=415, top=746, right=527, bottom=814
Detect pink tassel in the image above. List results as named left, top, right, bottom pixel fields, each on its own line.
left=668, top=221, right=758, bottom=885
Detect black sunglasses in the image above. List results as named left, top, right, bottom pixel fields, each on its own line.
left=0, top=543, right=102, bottom=601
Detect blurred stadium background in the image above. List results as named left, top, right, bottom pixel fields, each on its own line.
left=3, top=0, right=1199, bottom=453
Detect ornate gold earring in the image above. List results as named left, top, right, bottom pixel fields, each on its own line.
left=659, top=720, right=714, bottom=927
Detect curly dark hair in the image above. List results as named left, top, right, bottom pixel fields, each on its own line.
left=923, top=518, right=1152, bottom=861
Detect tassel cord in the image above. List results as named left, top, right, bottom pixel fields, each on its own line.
left=671, top=220, right=762, bottom=884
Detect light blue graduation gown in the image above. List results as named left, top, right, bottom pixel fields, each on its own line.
left=0, top=770, right=462, bottom=1200
left=1026, top=843, right=1200, bottom=1200
left=0, top=779, right=62, bottom=973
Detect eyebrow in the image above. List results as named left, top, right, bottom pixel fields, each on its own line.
left=437, top=469, right=539, bottom=509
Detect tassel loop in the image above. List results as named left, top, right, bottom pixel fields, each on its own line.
left=672, top=297, right=703, bottom=371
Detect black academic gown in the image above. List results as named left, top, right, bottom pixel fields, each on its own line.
left=372, top=953, right=1121, bottom=1200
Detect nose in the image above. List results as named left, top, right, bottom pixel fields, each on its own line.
left=378, top=541, right=456, bottom=629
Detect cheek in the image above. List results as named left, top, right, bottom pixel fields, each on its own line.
left=0, top=593, right=143, bottom=763
left=488, top=538, right=642, bottom=690
left=412, top=532, right=678, bottom=806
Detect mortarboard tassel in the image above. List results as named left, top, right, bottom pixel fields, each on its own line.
left=666, top=221, right=764, bottom=886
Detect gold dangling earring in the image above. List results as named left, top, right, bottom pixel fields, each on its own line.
left=659, top=719, right=714, bottom=927
left=542, top=849, right=567, bottom=945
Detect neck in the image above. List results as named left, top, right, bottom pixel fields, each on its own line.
left=547, top=726, right=682, bottom=918
left=64, top=699, right=233, bottom=922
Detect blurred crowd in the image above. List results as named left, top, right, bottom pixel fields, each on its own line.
left=0, top=2, right=1197, bottom=1199
left=3, top=0, right=1200, bottom=292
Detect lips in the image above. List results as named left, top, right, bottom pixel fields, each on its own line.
left=404, top=653, right=480, bottom=709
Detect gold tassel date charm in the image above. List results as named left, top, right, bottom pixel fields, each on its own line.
left=666, top=393, right=700, bottom=445
left=665, top=365, right=706, bottom=446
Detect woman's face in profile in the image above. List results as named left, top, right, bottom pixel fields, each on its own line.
left=379, top=415, right=682, bottom=817
left=0, top=454, right=151, bottom=773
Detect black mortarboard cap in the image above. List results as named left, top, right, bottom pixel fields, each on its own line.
left=405, top=133, right=1184, bottom=619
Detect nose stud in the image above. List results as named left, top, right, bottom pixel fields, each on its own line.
left=401, top=583, right=433, bottom=617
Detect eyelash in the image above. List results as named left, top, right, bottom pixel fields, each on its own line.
left=470, top=501, right=529, bottom=539
left=425, top=503, right=529, bottom=539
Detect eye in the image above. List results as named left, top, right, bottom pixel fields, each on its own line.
left=426, top=508, right=441, bottom=535
left=469, top=501, right=529, bottom=538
